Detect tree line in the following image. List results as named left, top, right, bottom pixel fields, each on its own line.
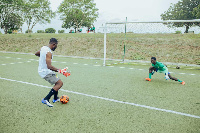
left=0, top=0, right=98, bottom=34
left=161, top=0, right=199, bottom=33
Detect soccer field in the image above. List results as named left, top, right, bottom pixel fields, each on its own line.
left=0, top=52, right=200, bottom=133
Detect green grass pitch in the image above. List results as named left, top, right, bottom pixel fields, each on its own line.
left=0, top=52, right=200, bottom=133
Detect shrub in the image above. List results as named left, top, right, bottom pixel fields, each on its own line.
left=58, top=30, right=65, bottom=33
left=175, top=31, right=181, bottom=34
left=25, top=29, right=32, bottom=33
left=37, top=30, right=45, bottom=33
left=45, top=28, right=56, bottom=33
left=7, top=29, right=12, bottom=34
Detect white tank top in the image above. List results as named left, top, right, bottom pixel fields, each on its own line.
left=38, top=46, right=53, bottom=78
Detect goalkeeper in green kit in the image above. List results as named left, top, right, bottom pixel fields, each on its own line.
left=145, top=57, right=185, bottom=85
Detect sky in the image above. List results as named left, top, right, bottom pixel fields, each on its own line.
left=47, top=0, right=180, bottom=33
left=1, top=0, right=181, bottom=33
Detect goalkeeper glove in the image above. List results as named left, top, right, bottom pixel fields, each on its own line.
left=58, top=67, right=68, bottom=74
left=58, top=67, right=71, bottom=77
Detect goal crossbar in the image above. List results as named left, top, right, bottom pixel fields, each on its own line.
left=106, top=19, right=200, bottom=24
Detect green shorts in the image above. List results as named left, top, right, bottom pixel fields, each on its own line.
left=44, top=72, right=60, bottom=85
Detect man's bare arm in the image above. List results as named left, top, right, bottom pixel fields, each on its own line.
left=46, top=52, right=59, bottom=72
left=35, top=51, right=40, bottom=57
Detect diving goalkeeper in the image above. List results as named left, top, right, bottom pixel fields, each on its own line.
left=145, top=57, right=185, bottom=85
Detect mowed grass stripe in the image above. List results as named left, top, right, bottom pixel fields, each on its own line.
left=0, top=76, right=200, bottom=119
left=1, top=52, right=199, bottom=77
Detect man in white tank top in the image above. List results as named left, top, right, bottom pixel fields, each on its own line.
left=35, top=38, right=69, bottom=107
left=38, top=45, right=54, bottom=78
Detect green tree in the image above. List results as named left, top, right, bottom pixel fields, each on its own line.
left=161, top=0, right=200, bottom=33
left=0, top=0, right=24, bottom=34
left=23, top=0, right=55, bottom=33
left=37, top=30, right=45, bottom=33
left=193, top=4, right=200, bottom=18
left=25, top=29, right=32, bottom=33
left=45, top=28, right=56, bottom=33
left=58, top=30, right=65, bottom=33
left=58, top=0, right=98, bottom=33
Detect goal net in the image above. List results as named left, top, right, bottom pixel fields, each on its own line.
left=103, top=19, right=200, bottom=66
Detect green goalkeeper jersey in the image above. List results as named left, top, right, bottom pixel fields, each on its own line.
left=152, top=61, right=167, bottom=72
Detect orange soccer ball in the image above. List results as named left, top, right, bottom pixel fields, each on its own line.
left=60, top=95, right=69, bottom=104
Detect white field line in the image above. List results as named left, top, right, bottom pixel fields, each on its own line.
left=0, top=77, right=200, bottom=119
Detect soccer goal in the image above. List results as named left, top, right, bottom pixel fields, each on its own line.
left=103, top=19, right=200, bottom=66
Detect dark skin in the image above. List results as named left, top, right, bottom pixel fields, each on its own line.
left=149, top=59, right=178, bottom=81
left=35, top=42, right=63, bottom=91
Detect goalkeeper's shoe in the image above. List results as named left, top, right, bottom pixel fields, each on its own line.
left=145, top=78, right=152, bottom=81
left=41, top=99, right=53, bottom=107
left=181, top=81, right=185, bottom=85
left=52, top=97, right=60, bottom=103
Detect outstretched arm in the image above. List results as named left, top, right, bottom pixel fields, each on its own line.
left=46, top=52, right=71, bottom=77
left=149, top=66, right=157, bottom=72
left=35, top=51, right=40, bottom=57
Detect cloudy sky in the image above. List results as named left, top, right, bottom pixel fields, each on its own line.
left=1, top=0, right=181, bottom=33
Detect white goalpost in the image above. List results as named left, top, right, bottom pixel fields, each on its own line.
left=103, top=19, right=200, bottom=66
